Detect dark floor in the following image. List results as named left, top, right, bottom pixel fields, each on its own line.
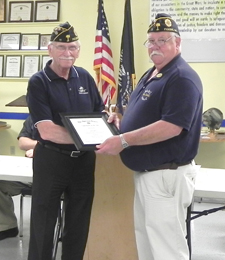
left=0, top=196, right=224, bottom=260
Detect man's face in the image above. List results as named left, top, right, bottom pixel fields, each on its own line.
left=48, top=41, right=80, bottom=69
left=146, top=32, right=181, bottom=69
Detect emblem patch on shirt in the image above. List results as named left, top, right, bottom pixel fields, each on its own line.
left=142, top=89, right=152, bottom=101
left=156, top=73, right=163, bottom=78
left=78, top=86, right=88, bottom=94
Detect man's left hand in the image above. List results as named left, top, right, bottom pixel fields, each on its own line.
left=96, top=135, right=123, bottom=155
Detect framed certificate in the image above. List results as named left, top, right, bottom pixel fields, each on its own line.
left=60, top=112, right=120, bottom=151
left=41, top=55, right=51, bottom=69
left=21, top=33, right=39, bottom=50
left=39, top=34, right=51, bottom=50
left=0, top=0, right=6, bottom=22
left=35, top=0, right=60, bottom=22
left=0, top=33, right=20, bottom=50
left=9, top=1, right=34, bottom=22
left=5, top=55, right=22, bottom=77
left=22, top=55, right=39, bottom=78
left=0, top=56, right=3, bottom=77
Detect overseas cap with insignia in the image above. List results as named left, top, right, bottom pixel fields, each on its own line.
left=50, top=22, right=79, bottom=42
left=147, top=13, right=180, bottom=36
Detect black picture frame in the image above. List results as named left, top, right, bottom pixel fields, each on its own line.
left=41, top=55, right=51, bottom=69
left=39, top=34, right=51, bottom=50
left=34, top=0, right=60, bottom=22
left=22, top=55, right=39, bottom=78
left=0, top=55, right=3, bottom=77
left=8, top=1, right=34, bottom=22
left=60, top=112, right=120, bottom=151
left=0, top=33, right=21, bottom=50
left=5, top=55, right=22, bottom=77
left=0, top=0, right=6, bottom=22
left=21, top=33, right=40, bottom=50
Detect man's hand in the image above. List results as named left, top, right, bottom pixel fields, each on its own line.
left=25, top=149, right=34, bottom=158
left=107, top=112, right=120, bottom=130
left=96, top=135, right=123, bottom=155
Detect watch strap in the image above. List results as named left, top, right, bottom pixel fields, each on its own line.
left=119, top=134, right=129, bottom=149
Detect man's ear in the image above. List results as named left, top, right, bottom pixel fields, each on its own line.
left=48, top=44, right=53, bottom=57
left=176, top=37, right=181, bottom=50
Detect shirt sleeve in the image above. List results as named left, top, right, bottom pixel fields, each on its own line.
left=17, top=116, right=35, bottom=140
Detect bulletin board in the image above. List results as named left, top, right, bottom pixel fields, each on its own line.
left=150, top=0, right=225, bottom=62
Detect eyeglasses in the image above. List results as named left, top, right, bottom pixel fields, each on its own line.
left=143, top=36, right=174, bottom=48
left=53, top=45, right=80, bottom=52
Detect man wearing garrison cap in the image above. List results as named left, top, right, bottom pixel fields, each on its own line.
left=96, top=13, right=203, bottom=260
left=26, top=22, right=104, bottom=260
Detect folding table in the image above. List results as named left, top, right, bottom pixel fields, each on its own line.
left=187, top=167, right=225, bottom=259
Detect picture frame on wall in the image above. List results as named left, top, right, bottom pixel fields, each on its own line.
left=39, top=34, right=51, bottom=50
left=0, top=33, right=21, bottom=50
left=41, top=55, right=51, bottom=69
left=35, top=0, right=60, bottom=22
left=0, top=56, right=3, bottom=77
left=22, top=55, right=39, bottom=78
left=21, top=33, right=40, bottom=50
left=0, top=0, right=6, bottom=22
left=5, top=55, right=22, bottom=77
left=8, top=1, right=34, bottom=22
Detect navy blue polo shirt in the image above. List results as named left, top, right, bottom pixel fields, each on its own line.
left=17, top=115, right=36, bottom=140
left=120, top=54, right=203, bottom=172
left=27, top=60, right=105, bottom=150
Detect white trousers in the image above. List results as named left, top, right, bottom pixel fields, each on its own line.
left=134, top=163, right=200, bottom=260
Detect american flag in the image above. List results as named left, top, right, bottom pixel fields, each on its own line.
left=93, top=0, right=116, bottom=106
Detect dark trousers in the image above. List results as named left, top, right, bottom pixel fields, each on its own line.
left=28, top=143, right=95, bottom=260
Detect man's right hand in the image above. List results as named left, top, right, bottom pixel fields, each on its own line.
left=25, top=149, right=34, bottom=158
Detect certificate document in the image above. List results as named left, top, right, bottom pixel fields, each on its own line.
left=71, top=118, right=114, bottom=145
left=35, top=1, right=59, bottom=21
left=9, top=2, right=33, bottom=21
left=0, top=33, right=20, bottom=50
left=5, top=56, right=21, bottom=77
left=60, top=112, right=120, bottom=151
left=23, top=56, right=39, bottom=77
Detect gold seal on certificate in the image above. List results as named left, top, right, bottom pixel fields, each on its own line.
left=60, top=112, right=120, bottom=151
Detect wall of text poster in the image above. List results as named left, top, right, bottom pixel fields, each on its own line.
left=150, top=0, right=225, bottom=62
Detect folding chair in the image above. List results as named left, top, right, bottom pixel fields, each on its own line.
left=19, top=186, right=32, bottom=237
left=52, top=196, right=65, bottom=260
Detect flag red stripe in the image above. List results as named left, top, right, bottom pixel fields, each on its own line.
left=93, top=0, right=116, bottom=105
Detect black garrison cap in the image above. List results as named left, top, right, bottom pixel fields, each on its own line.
left=50, top=22, right=79, bottom=42
left=148, top=13, right=180, bottom=36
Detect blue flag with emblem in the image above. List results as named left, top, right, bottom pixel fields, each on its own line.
left=116, top=0, right=135, bottom=114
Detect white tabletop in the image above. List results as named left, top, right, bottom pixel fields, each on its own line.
left=0, top=155, right=33, bottom=182
left=194, top=167, right=225, bottom=200
left=0, top=156, right=224, bottom=200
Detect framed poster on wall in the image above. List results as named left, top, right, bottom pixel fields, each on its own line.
left=0, top=0, right=6, bottom=22
left=0, top=56, right=3, bottom=77
left=35, top=0, right=60, bottom=22
left=5, top=55, right=22, bottom=77
left=8, top=1, right=34, bottom=22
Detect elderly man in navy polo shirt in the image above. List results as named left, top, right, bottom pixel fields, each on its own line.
left=27, top=22, right=104, bottom=260
left=96, top=13, right=203, bottom=260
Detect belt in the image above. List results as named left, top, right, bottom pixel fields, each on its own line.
left=39, top=143, right=86, bottom=158
left=143, top=161, right=192, bottom=172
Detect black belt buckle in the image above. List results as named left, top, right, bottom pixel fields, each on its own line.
left=70, top=151, right=80, bottom=157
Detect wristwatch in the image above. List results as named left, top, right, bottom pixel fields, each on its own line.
left=119, top=134, right=129, bottom=149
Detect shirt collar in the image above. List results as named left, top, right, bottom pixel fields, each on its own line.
left=43, top=59, right=79, bottom=82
